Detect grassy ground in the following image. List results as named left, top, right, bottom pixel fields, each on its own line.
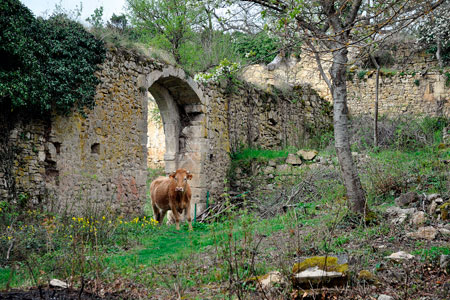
left=1, top=117, right=449, bottom=299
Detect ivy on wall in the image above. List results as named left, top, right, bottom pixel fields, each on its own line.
left=0, top=0, right=106, bottom=116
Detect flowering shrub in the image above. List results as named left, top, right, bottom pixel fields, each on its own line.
left=417, top=1, right=450, bottom=65
left=194, top=59, right=241, bottom=83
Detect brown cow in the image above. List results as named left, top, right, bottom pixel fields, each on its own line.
left=150, top=168, right=193, bottom=230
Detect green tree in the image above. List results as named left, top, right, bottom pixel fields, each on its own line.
left=108, top=13, right=128, bottom=33
left=126, top=0, right=204, bottom=63
left=0, top=0, right=44, bottom=111
left=86, top=6, right=104, bottom=30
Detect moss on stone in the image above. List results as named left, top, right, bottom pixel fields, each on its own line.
left=365, top=210, right=379, bottom=225
left=440, top=202, right=450, bottom=221
left=292, top=256, right=348, bottom=274
left=357, top=270, right=380, bottom=285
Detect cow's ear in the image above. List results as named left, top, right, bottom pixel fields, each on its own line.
left=169, top=171, right=176, bottom=179
left=187, top=173, right=193, bottom=180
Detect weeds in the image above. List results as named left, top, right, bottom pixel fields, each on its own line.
left=0, top=203, right=159, bottom=290
left=349, top=115, right=449, bottom=151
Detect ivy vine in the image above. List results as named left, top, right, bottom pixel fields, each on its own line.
left=0, top=0, right=106, bottom=116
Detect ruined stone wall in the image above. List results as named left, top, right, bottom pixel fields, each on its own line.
left=347, top=72, right=449, bottom=116
left=0, top=118, right=48, bottom=206
left=1, top=47, right=156, bottom=215
left=242, top=44, right=449, bottom=117
left=1, top=47, right=332, bottom=216
left=202, top=81, right=332, bottom=203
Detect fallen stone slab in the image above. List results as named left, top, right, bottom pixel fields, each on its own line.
left=292, top=256, right=348, bottom=289
left=439, top=228, right=450, bottom=236
left=246, top=271, right=286, bottom=290
left=386, top=206, right=416, bottom=216
left=50, top=279, right=69, bottom=289
left=427, top=193, right=441, bottom=202
left=385, top=251, right=414, bottom=261
left=410, top=211, right=426, bottom=226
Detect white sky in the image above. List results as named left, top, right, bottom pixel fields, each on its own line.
left=20, top=0, right=127, bottom=24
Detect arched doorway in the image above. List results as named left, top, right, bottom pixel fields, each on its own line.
left=142, top=67, right=208, bottom=214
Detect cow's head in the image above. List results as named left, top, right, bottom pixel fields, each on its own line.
left=169, top=169, right=193, bottom=192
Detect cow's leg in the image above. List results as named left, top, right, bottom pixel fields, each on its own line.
left=184, top=202, right=193, bottom=231
left=160, top=209, right=168, bottom=225
left=170, top=206, right=181, bottom=230
left=152, top=203, right=161, bottom=225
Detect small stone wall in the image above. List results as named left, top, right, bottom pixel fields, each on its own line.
left=0, top=47, right=332, bottom=217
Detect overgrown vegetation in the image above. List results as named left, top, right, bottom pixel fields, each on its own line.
left=232, top=31, right=281, bottom=64
left=0, top=0, right=105, bottom=115
left=349, top=115, right=449, bottom=151
left=1, top=115, right=449, bottom=298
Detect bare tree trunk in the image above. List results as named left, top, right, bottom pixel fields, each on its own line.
left=330, top=49, right=367, bottom=214
left=370, top=53, right=380, bottom=147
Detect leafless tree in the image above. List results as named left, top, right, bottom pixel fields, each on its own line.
left=234, top=0, right=444, bottom=214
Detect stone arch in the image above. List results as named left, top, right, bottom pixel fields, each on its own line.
left=139, top=66, right=208, bottom=211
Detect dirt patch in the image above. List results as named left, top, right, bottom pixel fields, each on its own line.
left=0, top=287, right=103, bottom=300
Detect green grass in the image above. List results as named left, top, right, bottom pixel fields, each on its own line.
left=362, top=145, right=450, bottom=200
left=0, top=206, right=304, bottom=290
left=231, top=147, right=291, bottom=161
left=108, top=210, right=299, bottom=270
left=412, top=246, right=450, bottom=262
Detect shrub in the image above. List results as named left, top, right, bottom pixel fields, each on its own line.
left=363, top=159, right=409, bottom=199
left=232, top=31, right=281, bottom=64
left=349, top=115, right=449, bottom=151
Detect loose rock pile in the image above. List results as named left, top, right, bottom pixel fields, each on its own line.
left=386, top=192, right=450, bottom=241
